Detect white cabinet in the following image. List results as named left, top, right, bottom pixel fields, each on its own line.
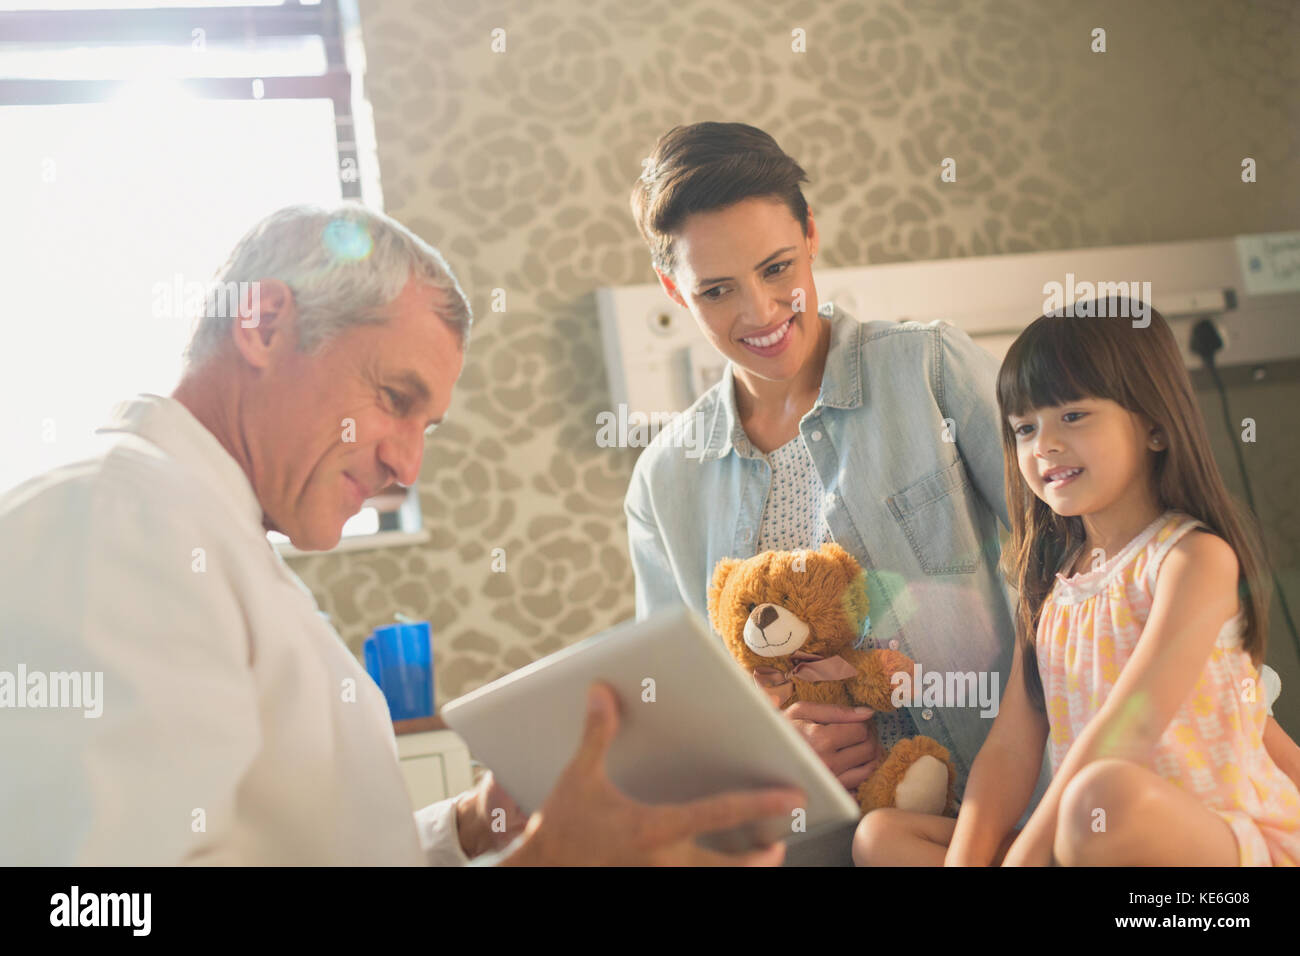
left=396, top=729, right=474, bottom=808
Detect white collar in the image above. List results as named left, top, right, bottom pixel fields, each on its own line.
left=96, top=393, right=265, bottom=532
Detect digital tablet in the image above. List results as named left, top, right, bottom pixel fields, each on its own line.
left=440, top=606, right=861, bottom=854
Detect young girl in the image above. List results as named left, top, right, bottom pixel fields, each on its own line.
left=854, top=303, right=1300, bottom=866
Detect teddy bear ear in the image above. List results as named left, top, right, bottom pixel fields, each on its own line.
left=820, top=541, right=862, bottom=578
left=707, top=557, right=744, bottom=635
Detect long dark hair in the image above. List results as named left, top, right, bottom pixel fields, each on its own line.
left=996, top=303, right=1272, bottom=709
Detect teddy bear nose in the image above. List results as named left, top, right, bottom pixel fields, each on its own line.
left=756, top=605, right=779, bottom=629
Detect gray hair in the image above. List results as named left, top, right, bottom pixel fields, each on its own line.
left=184, top=202, right=473, bottom=366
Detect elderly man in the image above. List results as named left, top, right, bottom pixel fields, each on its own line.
left=0, top=204, right=800, bottom=866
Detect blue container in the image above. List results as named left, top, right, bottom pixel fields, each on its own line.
left=363, top=621, right=434, bottom=720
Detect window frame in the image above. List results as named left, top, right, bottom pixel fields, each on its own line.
left=0, top=0, right=427, bottom=554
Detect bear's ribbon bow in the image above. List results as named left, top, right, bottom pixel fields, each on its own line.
left=751, top=652, right=858, bottom=706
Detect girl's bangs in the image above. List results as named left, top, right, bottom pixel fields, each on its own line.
left=997, top=317, right=1116, bottom=420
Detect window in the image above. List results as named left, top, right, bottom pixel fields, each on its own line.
left=0, top=0, right=425, bottom=551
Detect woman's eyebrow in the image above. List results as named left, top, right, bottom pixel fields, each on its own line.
left=696, top=245, right=798, bottom=287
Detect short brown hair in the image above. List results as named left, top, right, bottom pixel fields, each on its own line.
left=629, top=122, right=810, bottom=276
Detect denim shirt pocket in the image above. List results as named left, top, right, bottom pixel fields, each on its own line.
left=885, top=459, right=982, bottom=574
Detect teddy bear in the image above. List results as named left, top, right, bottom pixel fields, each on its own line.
left=708, top=542, right=957, bottom=817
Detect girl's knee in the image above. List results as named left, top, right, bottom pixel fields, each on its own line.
left=1056, top=759, right=1151, bottom=865
left=851, top=808, right=907, bottom=866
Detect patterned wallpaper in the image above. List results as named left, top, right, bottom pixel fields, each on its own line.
left=284, top=0, right=1300, bottom=724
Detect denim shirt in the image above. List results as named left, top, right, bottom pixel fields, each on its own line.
left=624, top=303, right=1051, bottom=808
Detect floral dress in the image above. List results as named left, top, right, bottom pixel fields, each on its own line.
left=1036, top=510, right=1300, bottom=865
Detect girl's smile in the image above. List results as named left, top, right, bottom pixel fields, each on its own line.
left=1042, top=465, right=1085, bottom=489
left=1009, top=396, right=1169, bottom=562
left=1009, top=397, right=1158, bottom=520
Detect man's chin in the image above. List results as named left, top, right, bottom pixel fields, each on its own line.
left=276, top=520, right=345, bottom=552
left=293, top=536, right=343, bottom=552
left=300, top=529, right=345, bottom=551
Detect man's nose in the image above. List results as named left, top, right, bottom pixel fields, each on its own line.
left=379, top=421, right=424, bottom=488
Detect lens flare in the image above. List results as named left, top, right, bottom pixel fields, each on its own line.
left=322, top=218, right=373, bottom=261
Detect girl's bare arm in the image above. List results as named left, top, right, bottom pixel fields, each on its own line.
left=946, top=637, right=1049, bottom=865
left=1003, top=530, right=1240, bottom=865
left=1264, top=716, right=1300, bottom=788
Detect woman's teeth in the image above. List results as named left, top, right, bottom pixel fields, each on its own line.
left=742, top=317, right=793, bottom=348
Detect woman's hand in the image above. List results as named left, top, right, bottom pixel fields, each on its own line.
left=782, top=701, right=882, bottom=790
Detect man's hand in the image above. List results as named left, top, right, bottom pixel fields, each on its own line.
left=502, top=683, right=805, bottom=866
left=455, top=769, right=527, bottom=858
left=782, top=701, right=882, bottom=790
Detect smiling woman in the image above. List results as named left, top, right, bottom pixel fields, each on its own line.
left=623, top=122, right=1040, bottom=824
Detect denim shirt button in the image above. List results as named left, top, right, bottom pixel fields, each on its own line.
left=921, top=709, right=933, bottom=720
left=889, top=639, right=900, bottom=650
left=811, top=430, right=823, bottom=441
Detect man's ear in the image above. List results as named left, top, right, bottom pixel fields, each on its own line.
left=707, top=557, right=743, bottom=636
left=229, top=277, right=295, bottom=370
left=654, top=267, right=688, bottom=310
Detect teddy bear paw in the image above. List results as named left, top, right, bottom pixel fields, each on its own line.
left=893, top=754, right=949, bottom=816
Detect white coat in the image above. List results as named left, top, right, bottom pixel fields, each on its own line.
left=0, top=395, right=469, bottom=865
